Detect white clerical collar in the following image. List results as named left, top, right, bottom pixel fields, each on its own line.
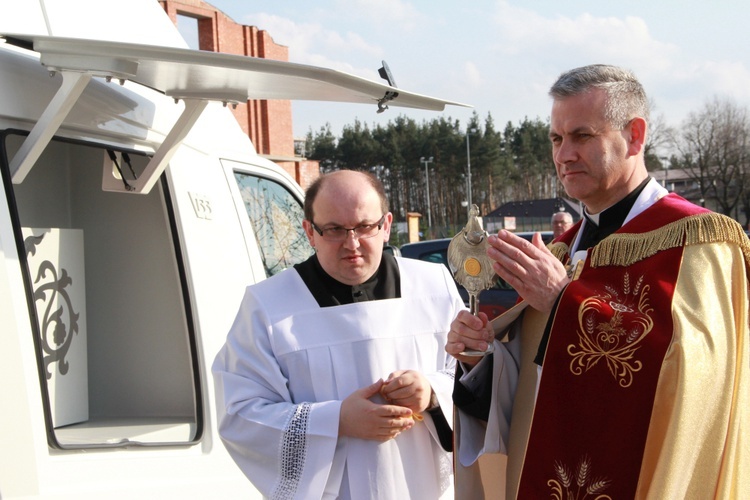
left=581, top=178, right=667, bottom=228
left=583, top=209, right=601, bottom=226
left=623, top=178, right=668, bottom=225
left=571, top=178, right=668, bottom=261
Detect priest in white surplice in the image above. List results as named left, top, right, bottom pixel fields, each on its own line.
left=213, top=170, right=464, bottom=499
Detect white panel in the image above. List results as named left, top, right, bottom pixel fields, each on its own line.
left=0, top=1, right=47, bottom=35
left=41, top=0, right=188, bottom=47
left=22, top=227, right=88, bottom=427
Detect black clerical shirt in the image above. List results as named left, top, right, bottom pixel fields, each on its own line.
left=294, top=252, right=401, bottom=307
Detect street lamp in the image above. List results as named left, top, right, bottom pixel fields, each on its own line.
left=420, top=156, right=434, bottom=229
left=466, top=127, right=477, bottom=218
left=660, top=156, right=670, bottom=190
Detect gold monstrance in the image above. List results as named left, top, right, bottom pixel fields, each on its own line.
left=447, top=204, right=497, bottom=356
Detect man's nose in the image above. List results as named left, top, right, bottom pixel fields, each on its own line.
left=554, top=139, right=577, bottom=165
left=342, top=230, right=361, bottom=249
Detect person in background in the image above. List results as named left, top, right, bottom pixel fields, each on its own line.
left=448, top=64, right=749, bottom=498
left=213, top=169, right=464, bottom=499
left=550, top=210, right=573, bottom=238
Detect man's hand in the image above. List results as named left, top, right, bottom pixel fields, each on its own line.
left=446, top=310, right=493, bottom=367
left=487, top=231, right=569, bottom=313
left=381, top=370, right=432, bottom=413
left=339, top=380, right=415, bottom=441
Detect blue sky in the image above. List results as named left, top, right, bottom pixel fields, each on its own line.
left=200, top=0, right=750, bottom=153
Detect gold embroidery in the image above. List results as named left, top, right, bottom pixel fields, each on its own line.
left=567, top=272, right=654, bottom=387
left=549, top=456, right=612, bottom=500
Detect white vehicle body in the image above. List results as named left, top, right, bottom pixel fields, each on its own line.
left=0, top=1, right=465, bottom=498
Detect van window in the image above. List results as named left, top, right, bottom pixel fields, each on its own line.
left=233, top=172, right=312, bottom=276
left=3, top=133, right=200, bottom=449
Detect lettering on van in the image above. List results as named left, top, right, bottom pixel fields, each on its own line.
left=189, top=192, right=213, bottom=220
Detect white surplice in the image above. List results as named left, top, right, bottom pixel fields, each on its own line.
left=213, top=257, right=464, bottom=499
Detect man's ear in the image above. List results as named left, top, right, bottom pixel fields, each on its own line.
left=302, top=219, right=315, bottom=247
left=627, top=117, right=647, bottom=156
left=381, top=212, right=394, bottom=241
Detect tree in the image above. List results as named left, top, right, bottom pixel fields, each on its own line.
left=423, top=116, right=464, bottom=234
left=504, top=117, right=554, bottom=199
left=644, top=100, right=675, bottom=171
left=671, top=97, right=750, bottom=218
left=478, top=113, right=503, bottom=210
left=306, top=124, right=338, bottom=171
left=337, top=120, right=378, bottom=170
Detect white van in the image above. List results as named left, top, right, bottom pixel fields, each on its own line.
left=0, top=1, right=464, bottom=497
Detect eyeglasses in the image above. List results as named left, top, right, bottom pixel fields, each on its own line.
left=310, top=214, right=386, bottom=242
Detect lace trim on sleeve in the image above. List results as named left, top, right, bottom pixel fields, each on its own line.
left=272, top=402, right=311, bottom=500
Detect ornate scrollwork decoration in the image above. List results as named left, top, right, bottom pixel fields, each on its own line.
left=567, top=273, right=654, bottom=388
left=25, top=233, right=81, bottom=380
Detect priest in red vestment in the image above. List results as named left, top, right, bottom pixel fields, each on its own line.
left=449, top=64, right=749, bottom=499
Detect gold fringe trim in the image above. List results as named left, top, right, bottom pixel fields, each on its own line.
left=548, top=241, right=570, bottom=263
left=589, top=212, right=750, bottom=273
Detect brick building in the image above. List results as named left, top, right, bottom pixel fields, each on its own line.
left=158, top=0, right=320, bottom=189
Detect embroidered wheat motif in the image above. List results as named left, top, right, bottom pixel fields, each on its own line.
left=548, top=456, right=612, bottom=500
left=576, top=456, right=590, bottom=487
left=553, top=461, right=572, bottom=488
left=587, top=478, right=611, bottom=495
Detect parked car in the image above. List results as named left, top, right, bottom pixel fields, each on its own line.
left=400, top=231, right=553, bottom=319
left=384, top=243, right=402, bottom=256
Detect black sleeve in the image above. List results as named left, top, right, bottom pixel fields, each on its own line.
left=451, top=355, right=494, bottom=422
left=534, top=291, right=565, bottom=365
left=427, top=406, right=453, bottom=452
